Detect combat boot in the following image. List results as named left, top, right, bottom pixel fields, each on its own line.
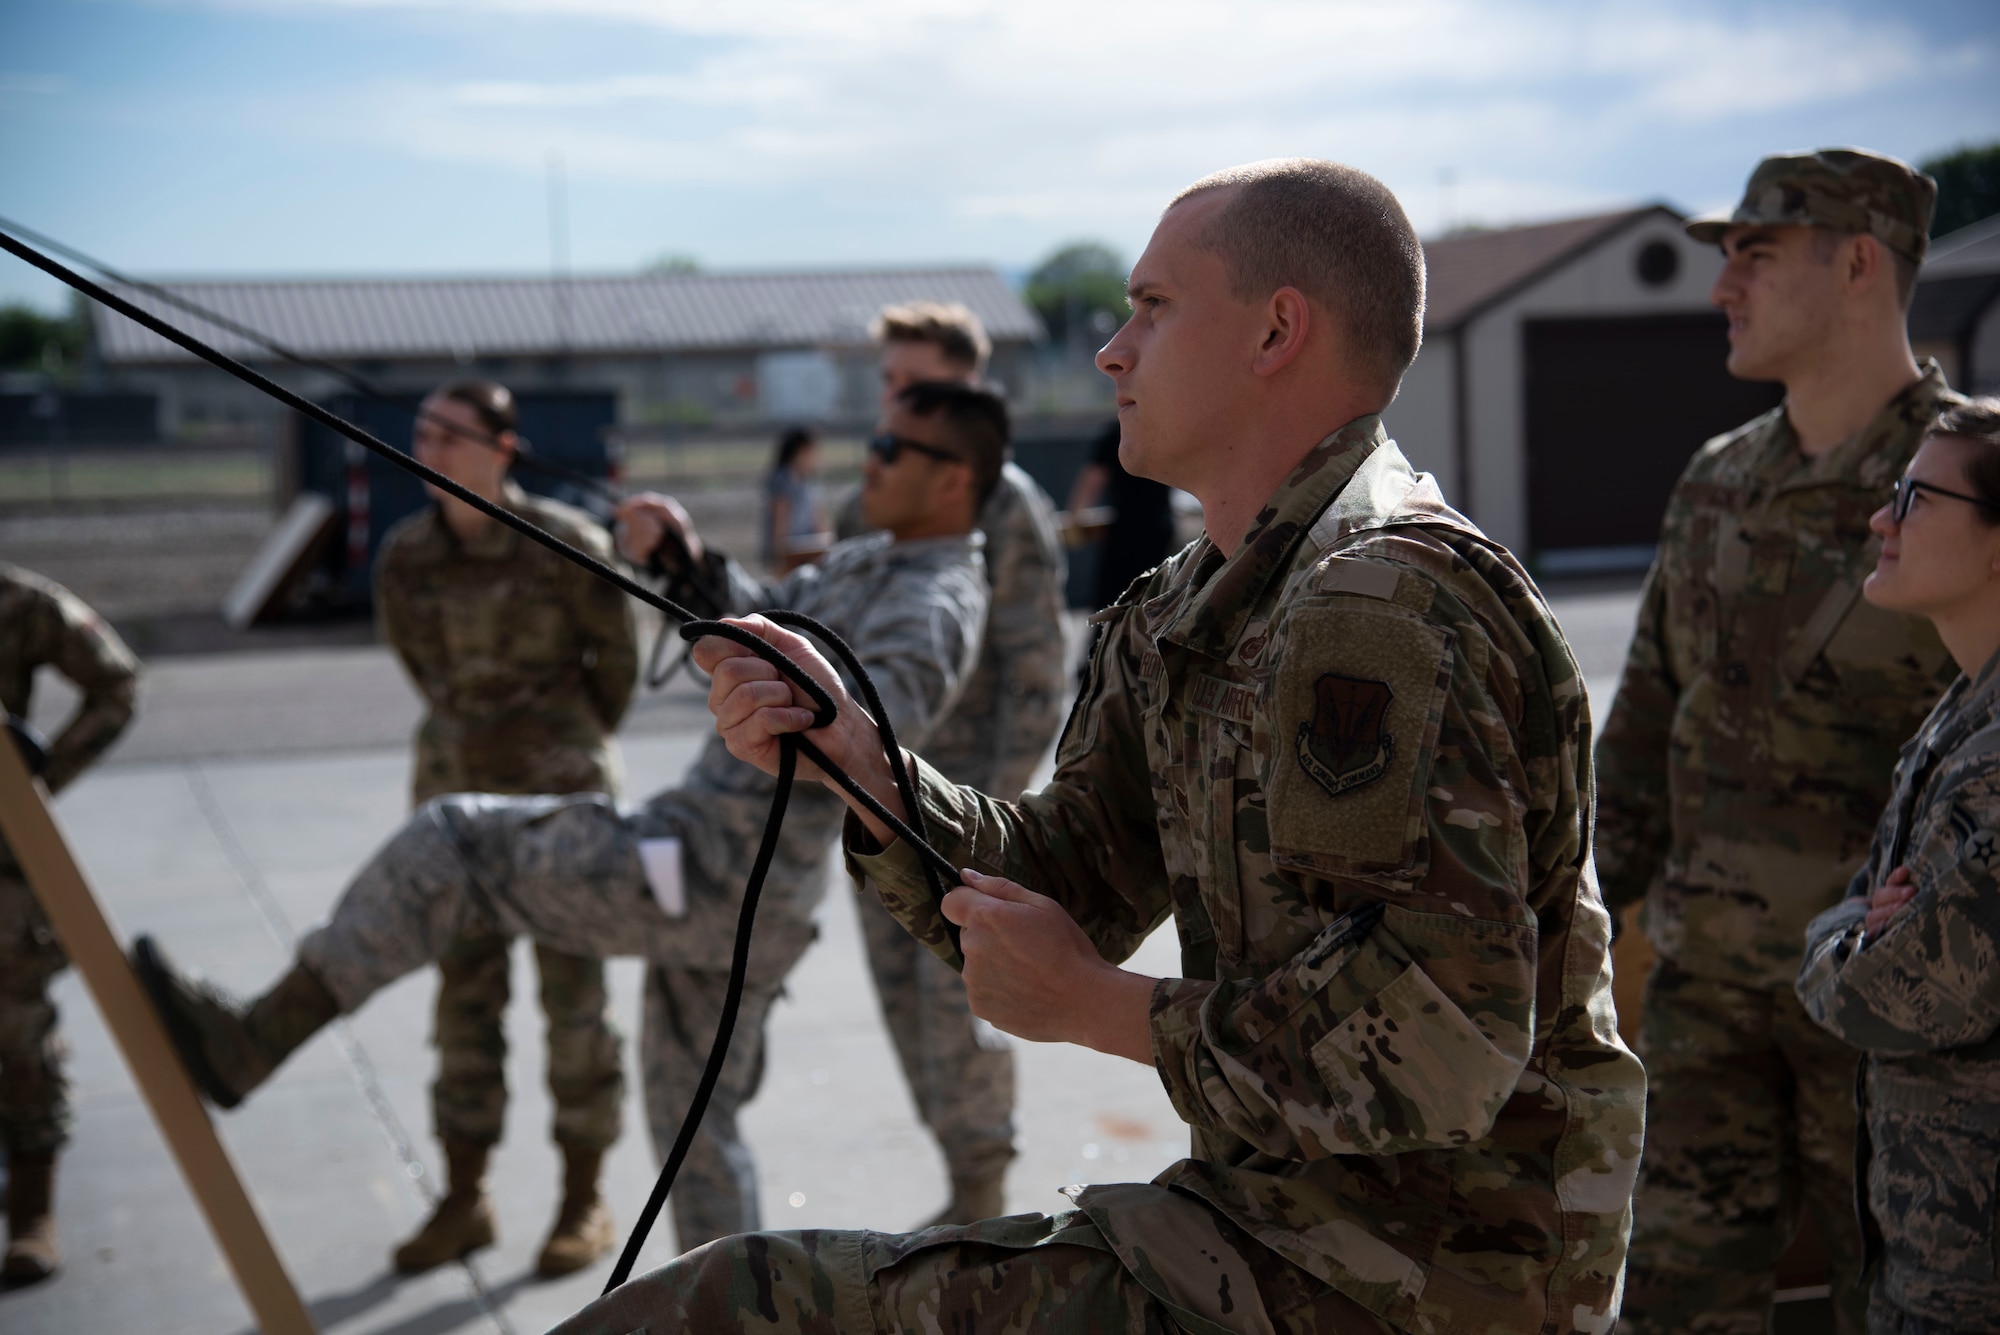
left=393, top=1139, right=496, bottom=1273
left=924, top=1165, right=1009, bottom=1228
left=132, top=937, right=340, bottom=1109
left=3, top=1151, right=60, bottom=1284
left=535, top=1144, right=615, bottom=1277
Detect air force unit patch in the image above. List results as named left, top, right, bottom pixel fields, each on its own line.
left=1297, top=673, right=1395, bottom=797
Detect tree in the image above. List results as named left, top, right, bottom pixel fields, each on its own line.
left=643, top=253, right=702, bottom=276
left=0, top=302, right=87, bottom=372
left=1024, top=242, right=1128, bottom=349
left=1921, top=143, right=2000, bottom=238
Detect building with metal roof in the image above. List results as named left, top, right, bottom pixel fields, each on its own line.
left=86, top=266, right=1044, bottom=438
left=1909, top=214, right=2000, bottom=394
left=1385, top=205, right=1779, bottom=567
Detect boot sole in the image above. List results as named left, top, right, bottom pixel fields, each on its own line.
left=132, top=935, right=244, bottom=1111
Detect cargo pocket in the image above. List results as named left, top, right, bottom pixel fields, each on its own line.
left=1308, top=960, right=1523, bottom=1151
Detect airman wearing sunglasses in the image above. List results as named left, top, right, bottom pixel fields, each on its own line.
left=1596, top=148, right=1968, bottom=1335
left=835, top=302, right=1069, bottom=1230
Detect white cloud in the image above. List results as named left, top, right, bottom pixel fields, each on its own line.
left=209, top=0, right=1984, bottom=246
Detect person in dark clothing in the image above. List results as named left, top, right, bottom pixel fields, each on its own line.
left=1067, top=420, right=1176, bottom=608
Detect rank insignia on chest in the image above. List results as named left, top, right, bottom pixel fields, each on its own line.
left=1296, top=673, right=1395, bottom=798
left=1963, top=826, right=2000, bottom=877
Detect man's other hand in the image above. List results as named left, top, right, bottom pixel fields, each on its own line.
left=945, top=869, right=1156, bottom=1064
left=1865, top=864, right=1920, bottom=938
left=614, top=493, right=703, bottom=568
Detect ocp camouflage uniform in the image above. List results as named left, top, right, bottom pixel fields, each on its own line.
left=376, top=482, right=638, bottom=1155
left=294, top=530, right=986, bottom=1252
left=1798, top=650, right=2000, bottom=1335
left=0, top=563, right=138, bottom=1157
left=553, top=418, right=1645, bottom=1334
left=853, top=458, right=1068, bottom=1203
left=1597, top=365, right=1963, bottom=1332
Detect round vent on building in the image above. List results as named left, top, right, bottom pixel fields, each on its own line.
left=1635, top=240, right=1679, bottom=288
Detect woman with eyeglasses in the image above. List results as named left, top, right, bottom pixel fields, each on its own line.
left=1797, top=396, right=2000, bottom=1335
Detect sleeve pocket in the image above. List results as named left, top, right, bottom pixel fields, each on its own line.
left=1309, top=961, right=1525, bottom=1150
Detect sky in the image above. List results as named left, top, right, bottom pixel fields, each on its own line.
left=2, top=0, right=1996, bottom=313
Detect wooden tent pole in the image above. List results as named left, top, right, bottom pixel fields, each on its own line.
left=0, top=738, right=316, bottom=1334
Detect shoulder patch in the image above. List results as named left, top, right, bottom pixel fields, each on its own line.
left=1267, top=601, right=1454, bottom=873
left=1296, top=674, right=1396, bottom=795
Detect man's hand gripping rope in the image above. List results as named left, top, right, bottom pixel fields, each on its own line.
left=0, top=223, right=965, bottom=1295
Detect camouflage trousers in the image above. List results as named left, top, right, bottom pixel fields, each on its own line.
left=855, top=746, right=1040, bottom=1188
left=0, top=874, right=70, bottom=1156
left=1868, top=1288, right=1993, bottom=1335
left=1622, top=958, right=1867, bottom=1335
left=1858, top=1061, right=2000, bottom=1335
left=429, top=931, right=623, bottom=1151
left=643, top=962, right=788, bottom=1250
left=546, top=1182, right=1396, bottom=1335
left=295, top=792, right=826, bottom=1254
left=854, top=886, right=1015, bottom=1185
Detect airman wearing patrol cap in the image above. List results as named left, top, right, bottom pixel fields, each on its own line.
left=1598, top=147, right=1966, bottom=1334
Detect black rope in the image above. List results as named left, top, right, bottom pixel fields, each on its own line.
left=0, top=224, right=961, bottom=1293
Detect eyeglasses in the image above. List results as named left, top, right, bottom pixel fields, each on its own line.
left=868, top=433, right=961, bottom=467
left=1891, top=474, right=1999, bottom=523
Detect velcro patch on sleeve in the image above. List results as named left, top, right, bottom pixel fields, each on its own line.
left=1267, top=600, right=1454, bottom=874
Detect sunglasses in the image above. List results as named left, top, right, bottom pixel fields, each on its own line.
left=868, top=433, right=961, bottom=466
left=1890, top=474, right=1999, bottom=523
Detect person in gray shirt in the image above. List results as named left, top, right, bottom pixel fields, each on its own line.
left=135, top=383, right=1004, bottom=1256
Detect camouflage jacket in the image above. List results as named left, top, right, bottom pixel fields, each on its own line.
left=647, top=530, right=989, bottom=902
left=922, top=461, right=1069, bottom=795
left=1, top=562, right=140, bottom=875
left=1595, top=363, right=1962, bottom=990
left=375, top=483, right=639, bottom=804
left=1798, top=650, right=2000, bottom=1327
left=851, top=419, right=1643, bottom=1333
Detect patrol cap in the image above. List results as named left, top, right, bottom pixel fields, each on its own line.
left=1685, top=147, right=1937, bottom=266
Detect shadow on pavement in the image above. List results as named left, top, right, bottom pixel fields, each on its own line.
left=224, top=1265, right=542, bottom=1335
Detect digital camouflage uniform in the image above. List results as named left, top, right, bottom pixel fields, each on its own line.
left=852, top=458, right=1069, bottom=1201
left=291, top=530, right=986, bottom=1252
left=1596, top=365, right=1963, bottom=1333
left=376, top=483, right=638, bottom=1155
left=1798, top=650, right=2000, bottom=1335
left=0, top=563, right=138, bottom=1157
left=552, top=419, right=1646, bottom=1335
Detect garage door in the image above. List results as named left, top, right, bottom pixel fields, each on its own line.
left=1525, top=314, right=1782, bottom=561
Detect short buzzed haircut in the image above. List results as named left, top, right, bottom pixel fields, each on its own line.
left=896, top=380, right=1009, bottom=507
left=872, top=302, right=992, bottom=376
left=1170, top=158, right=1426, bottom=403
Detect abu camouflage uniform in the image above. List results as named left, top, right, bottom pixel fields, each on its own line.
left=852, top=458, right=1069, bottom=1199
left=1597, top=365, right=1963, bottom=1332
left=0, top=563, right=138, bottom=1156
left=292, top=530, right=986, bottom=1252
left=376, top=483, right=638, bottom=1154
left=551, top=418, right=1645, bottom=1335
left=1798, top=650, right=2000, bottom=1335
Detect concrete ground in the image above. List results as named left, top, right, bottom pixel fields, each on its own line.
left=0, top=580, right=1648, bottom=1335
